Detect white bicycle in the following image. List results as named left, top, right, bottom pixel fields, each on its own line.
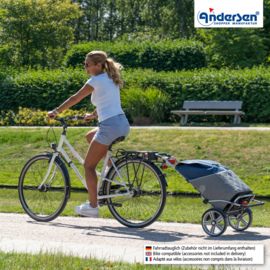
left=18, top=116, right=167, bottom=228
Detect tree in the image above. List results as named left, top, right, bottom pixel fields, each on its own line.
left=138, top=0, right=195, bottom=39
left=0, top=0, right=81, bottom=68
left=198, top=28, right=269, bottom=69
left=70, top=0, right=196, bottom=43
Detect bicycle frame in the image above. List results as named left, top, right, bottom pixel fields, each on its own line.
left=39, top=132, right=133, bottom=200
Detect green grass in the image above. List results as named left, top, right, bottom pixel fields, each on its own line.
left=1, top=127, right=270, bottom=196
left=148, top=122, right=270, bottom=127
left=0, top=250, right=244, bottom=270
left=1, top=189, right=269, bottom=227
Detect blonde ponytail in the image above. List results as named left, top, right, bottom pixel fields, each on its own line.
left=105, top=58, right=124, bottom=88
left=87, top=51, right=124, bottom=88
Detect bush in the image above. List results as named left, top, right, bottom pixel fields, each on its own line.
left=63, top=41, right=145, bottom=70
left=0, top=67, right=92, bottom=113
left=3, top=66, right=270, bottom=123
left=63, top=40, right=207, bottom=72
left=0, top=45, right=12, bottom=66
left=0, top=107, right=97, bottom=126
left=121, top=86, right=171, bottom=124
left=120, top=66, right=270, bottom=123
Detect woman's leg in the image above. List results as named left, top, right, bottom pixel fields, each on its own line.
left=84, top=139, right=110, bottom=208
left=86, top=127, right=98, bottom=144
left=86, top=128, right=112, bottom=166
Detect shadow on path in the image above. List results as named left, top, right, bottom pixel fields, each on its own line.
left=27, top=220, right=270, bottom=243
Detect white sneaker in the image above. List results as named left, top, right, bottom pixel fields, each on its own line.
left=74, top=201, right=99, bottom=217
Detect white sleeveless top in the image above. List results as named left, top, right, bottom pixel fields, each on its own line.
left=86, top=73, right=124, bottom=122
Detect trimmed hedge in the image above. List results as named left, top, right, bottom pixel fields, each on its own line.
left=121, top=67, right=270, bottom=123
left=2, top=66, right=270, bottom=123
left=63, top=40, right=207, bottom=72
left=0, top=68, right=91, bottom=113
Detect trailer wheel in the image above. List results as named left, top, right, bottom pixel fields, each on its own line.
left=228, top=208, right=253, bottom=231
left=202, top=208, right=228, bottom=237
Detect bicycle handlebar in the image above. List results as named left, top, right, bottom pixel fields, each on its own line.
left=44, top=115, right=85, bottom=122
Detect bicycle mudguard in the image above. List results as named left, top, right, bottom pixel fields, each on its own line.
left=150, top=162, right=168, bottom=187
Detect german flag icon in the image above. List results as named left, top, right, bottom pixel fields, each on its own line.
left=145, top=246, right=152, bottom=251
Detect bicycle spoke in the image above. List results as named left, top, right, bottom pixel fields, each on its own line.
left=138, top=164, right=145, bottom=187
left=136, top=196, right=160, bottom=210
left=132, top=162, right=142, bottom=187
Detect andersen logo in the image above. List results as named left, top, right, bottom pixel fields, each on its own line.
left=197, top=8, right=260, bottom=26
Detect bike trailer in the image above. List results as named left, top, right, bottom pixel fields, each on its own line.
left=175, top=160, right=252, bottom=210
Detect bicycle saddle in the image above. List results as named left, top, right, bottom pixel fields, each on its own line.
left=109, top=136, right=125, bottom=150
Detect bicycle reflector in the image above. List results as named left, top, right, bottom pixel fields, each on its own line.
left=161, top=164, right=168, bottom=169
left=242, top=201, right=249, bottom=206
left=169, top=159, right=176, bottom=164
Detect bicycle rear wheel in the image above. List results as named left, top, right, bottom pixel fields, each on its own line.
left=104, top=159, right=166, bottom=228
left=18, top=154, right=70, bottom=222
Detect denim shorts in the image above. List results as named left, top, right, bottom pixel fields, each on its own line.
left=93, top=114, right=130, bottom=146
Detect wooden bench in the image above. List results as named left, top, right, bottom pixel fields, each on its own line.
left=171, top=101, right=245, bottom=125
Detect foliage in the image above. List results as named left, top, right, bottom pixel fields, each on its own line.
left=0, top=0, right=81, bottom=68
left=63, top=40, right=146, bottom=69
left=70, top=0, right=195, bottom=43
left=63, top=39, right=207, bottom=72
left=0, top=44, right=12, bottom=66
left=139, top=40, right=206, bottom=72
left=4, top=66, right=270, bottom=123
left=0, top=107, right=97, bottom=126
left=122, top=67, right=270, bottom=123
left=0, top=67, right=92, bottom=112
left=121, top=86, right=171, bottom=123
left=198, top=28, right=269, bottom=69
left=262, top=0, right=270, bottom=64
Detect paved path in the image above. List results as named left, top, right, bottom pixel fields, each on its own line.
left=2, top=126, right=270, bottom=130
left=0, top=213, right=269, bottom=269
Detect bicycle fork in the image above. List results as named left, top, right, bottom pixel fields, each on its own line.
left=38, top=152, right=61, bottom=190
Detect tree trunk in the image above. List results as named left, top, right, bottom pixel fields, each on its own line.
left=96, top=0, right=99, bottom=41
left=92, top=10, right=94, bottom=42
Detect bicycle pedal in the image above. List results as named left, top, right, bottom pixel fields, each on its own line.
left=100, top=203, right=122, bottom=207
left=112, top=203, right=122, bottom=207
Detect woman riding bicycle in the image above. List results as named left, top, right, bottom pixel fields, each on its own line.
left=47, top=51, right=130, bottom=217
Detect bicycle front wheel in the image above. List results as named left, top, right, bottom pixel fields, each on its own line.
left=104, top=159, right=166, bottom=228
left=18, top=154, right=70, bottom=222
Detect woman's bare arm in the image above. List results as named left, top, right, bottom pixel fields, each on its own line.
left=56, top=84, right=94, bottom=113
left=48, top=83, right=94, bottom=118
